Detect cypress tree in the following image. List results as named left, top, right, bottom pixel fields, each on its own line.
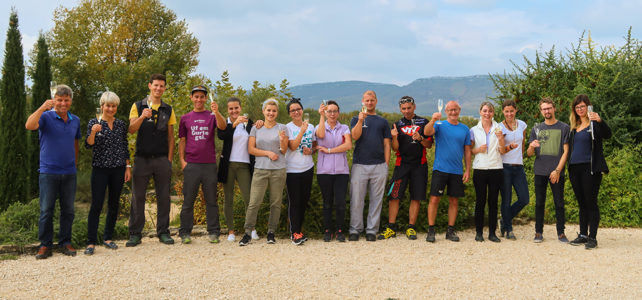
left=28, top=34, right=52, bottom=197
left=0, top=10, right=28, bottom=210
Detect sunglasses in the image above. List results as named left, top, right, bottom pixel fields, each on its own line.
left=399, top=97, right=415, bottom=105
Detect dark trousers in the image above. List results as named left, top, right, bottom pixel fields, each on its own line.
left=534, top=174, right=566, bottom=235
left=500, top=164, right=530, bottom=232
left=286, top=167, right=314, bottom=234
left=317, top=174, right=349, bottom=232
left=38, top=173, right=76, bottom=247
left=473, top=169, right=502, bottom=235
left=130, top=156, right=172, bottom=236
left=87, top=166, right=125, bottom=244
left=180, top=163, right=220, bottom=235
left=569, top=163, right=602, bottom=239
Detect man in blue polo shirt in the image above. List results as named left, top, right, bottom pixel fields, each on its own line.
left=25, top=84, right=81, bottom=259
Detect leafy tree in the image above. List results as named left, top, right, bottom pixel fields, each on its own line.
left=26, top=34, right=53, bottom=197
left=490, top=29, right=642, bottom=153
left=0, top=10, right=28, bottom=210
left=48, top=0, right=200, bottom=127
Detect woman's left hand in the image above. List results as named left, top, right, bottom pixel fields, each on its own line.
left=589, top=112, right=602, bottom=123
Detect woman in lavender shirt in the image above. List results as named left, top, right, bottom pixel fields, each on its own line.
left=315, top=100, right=352, bottom=242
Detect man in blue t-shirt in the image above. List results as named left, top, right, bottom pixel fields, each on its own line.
left=349, top=90, right=392, bottom=242
left=423, top=101, right=472, bottom=243
left=25, top=84, right=81, bottom=259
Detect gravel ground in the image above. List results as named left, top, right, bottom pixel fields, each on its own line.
left=1, top=223, right=640, bottom=299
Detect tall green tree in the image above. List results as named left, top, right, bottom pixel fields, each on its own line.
left=26, top=34, right=53, bottom=197
left=0, top=10, right=28, bottom=210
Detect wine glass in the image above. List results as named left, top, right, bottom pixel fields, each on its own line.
left=361, top=104, right=368, bottom=128
left=95, top=107, right=103, bottom=137
left=145, top=98, right=154, bottom=122
left=304, top=112, right=310, bottom=123
left=410, top=118, right=417, bottom=144
left=587, top=105, right=594, bottom=139
left=242, top=113, right=249, bottom=127
left=437, top=98, right=443, bottom=124
left=49, top=81, right=57, bottom=112
left=209, top=91, right=216, bottom=116
left=534, top=123, right=540, bottom=140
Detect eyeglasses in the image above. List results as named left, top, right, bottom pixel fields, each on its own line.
left=289, top=108, right=302, bottom=113
left=541, top=107, right=554, bottom=111
left=575, top=104, right=587, bottom=110
left=399, top=97, right=415, bottom=105
left=325, top=110, right=339, bottom=114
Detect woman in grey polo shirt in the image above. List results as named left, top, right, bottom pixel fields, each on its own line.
left=239, top=98, right=289, bottom=246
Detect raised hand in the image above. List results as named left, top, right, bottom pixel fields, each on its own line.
left=391, top=123, right=398, bottom=138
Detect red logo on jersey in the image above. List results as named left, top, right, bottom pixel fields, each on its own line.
left=400, top=125, right=418, bottom=136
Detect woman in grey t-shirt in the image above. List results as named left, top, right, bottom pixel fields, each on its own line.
left=239, top=98, right=289, bottom=246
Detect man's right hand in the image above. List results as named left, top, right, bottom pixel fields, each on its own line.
left=141, top=108, right=153, bottom=119
left=431, top=112, right=442, bottom=122
left=358, top=111, right=366, bottom=122
left=529, top=140, right=540, bottom=149
left=40, top=100, right=55, bottom=112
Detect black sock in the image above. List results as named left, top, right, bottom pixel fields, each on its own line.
left=428, top=225, right=435, bottom=233
left=408, top=224, right=415, bottom=230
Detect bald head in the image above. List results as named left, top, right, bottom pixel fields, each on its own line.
left=363, top=90, right=377, bottom=100
left=445, top=101, right=460, bottom=111
left=361, top=90, right=378, bottom=113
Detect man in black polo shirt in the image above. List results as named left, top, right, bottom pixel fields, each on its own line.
left=378, top=96, right=432, bottom=240
left=126, top=74, right=177, bottom=246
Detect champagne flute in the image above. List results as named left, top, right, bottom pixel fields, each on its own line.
left=587, top=105, right=594, bottom=139
left=242, top=113, right=249, bottom=127
left=361, top=104, right=368, bottom=128
left=209, top=91, right=216, bottom=116
left=304, top=112, right=310, bottom=123
left=437, top=98, right=443, bottom=124
left=410, top=118, right=417, bottom=144
left=145, top=97, right=154, bottom=122
left=95, top=107, right=103, bottom=137
left=534, top=123, right=540, bottom=140
left=49, top=81, right=57, bottom=112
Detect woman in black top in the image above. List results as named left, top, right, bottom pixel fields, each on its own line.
left=567, top=94, right=611, bottom=249
left=84, top=91, right=131, bottom=255
left=217, top=97, right=256, bottom=242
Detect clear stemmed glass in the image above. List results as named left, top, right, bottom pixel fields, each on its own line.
left=209, top=91, right=216, bottom=116
left=49, top=81, right=57, bottom=112
left=410, top=118, right=417, bottom=144
left=242, top=113, right=249, bottom=127
left=146, top=97, right=154, bottom=122
left=304, top=112, right=310, bottom=123
left=95, top=107, right=103, bottom=137
left=361, top=105, right=368, bottom=128
left=437, top=98, right=443, bottom=124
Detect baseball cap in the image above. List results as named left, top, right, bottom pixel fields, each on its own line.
left=191, top=85, right=208, bottom=95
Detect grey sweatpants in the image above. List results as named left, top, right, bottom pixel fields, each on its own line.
left=180, top=162, right=220, bottom=235
left=349, top=163, right=388, bottom=235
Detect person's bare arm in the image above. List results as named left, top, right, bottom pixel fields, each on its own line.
left=167, top=124, right=174, bottom=162
left=179, top=137, right=187, bottom=170
left=384, top=138, right=391, bottom=165
left=26, top=100, right=54, bottom=130
left=463, top=145, right=472, bottom=183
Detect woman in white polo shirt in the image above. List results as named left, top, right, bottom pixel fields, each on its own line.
left=498, top=99, right=529, bottom=240
left=470, top=102, right=505, bottom=243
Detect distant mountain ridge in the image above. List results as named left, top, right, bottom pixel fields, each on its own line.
left=289, top=75, right=497, bottom=116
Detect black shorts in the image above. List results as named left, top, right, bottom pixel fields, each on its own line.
left=388, top=163, right=428, bottom=201
left=429, top=170, right=465, bottom=198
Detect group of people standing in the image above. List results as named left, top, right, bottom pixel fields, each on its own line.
left=25, top=73, right=610, bottom=259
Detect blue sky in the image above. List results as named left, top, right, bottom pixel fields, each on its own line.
left=1, top=0, right=640, bottom=88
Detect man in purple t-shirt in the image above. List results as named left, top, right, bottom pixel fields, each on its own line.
left=178, top=85, right=226, bottom=243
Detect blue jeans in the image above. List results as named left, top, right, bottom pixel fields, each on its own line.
left=500, top=164, right=529, bottom=232
left=38, top=173, right=76, bottom=247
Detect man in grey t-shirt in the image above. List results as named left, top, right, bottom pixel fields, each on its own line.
left=527, top=97, right=570, bottom=243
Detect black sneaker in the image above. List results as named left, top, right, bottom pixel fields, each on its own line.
left=426, top=230, right=435, bottom=243
left=336, top=230, right=346, bottom=242
left=266, top=232, right=276, bottom=244
left=323, top=230, right=332, bottom=242
left=365, top=233, right=376, bottom=241
left=475, top=233, right=484, bottom=242
left=585, top=237, right=598, bottom=249
left=348, top=233, right=359, bottom=241
left=445, top=227, right=460, bottom=242
left=239, top=233, right=251, bottom=246
left=292, top=232, right=305, bottom=245
left=558, top=233, right=569, bottom=243
left=570, top=233, right=588, bottom=246
left=488, top=235, right=501, bottom=243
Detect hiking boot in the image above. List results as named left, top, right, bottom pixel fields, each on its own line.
left=534, top=233, right=543, bottom=243
left=585, top=237, right=598, bottom=249
left=348, top=233, right=359, bottom=241
left=365, top=233, right=376, bottom=241
left=406, top=228, right=417, bottom=240
left=266, top=232, right=276, bottom=244
left=426, top=229, right=436, bottom=243
left=570, top=233, right=588, bottom=246
left=292, top=232, right=305, bottom=245
left=126, top=235, right=142, bottom=247
left=558, top=233, right=569, bottom=243
left=506, top=231, right=516, bottom=240
left=61, top=244, right=77, bottom=256
left=251, top=230, right=260, bottom=240
left=488, top=235, right=501, bottom=243
left=181, top=234, right=192, bottom=244
left=209, top=233, right=220, bottom=244
left=35, top=246, right=52, bottom=260
left=159, top=234, right=175, bottom=245
left=445, top=227, right=460, bottom=242
left=239, top=234, right=251, bottom=246
left=475, top=233, right=484, bottom=242
left=377, top=227, right=396, bottom=240
left=323, top=230, right=332, bottom=242
left=336, top=230, right=346, bottom=242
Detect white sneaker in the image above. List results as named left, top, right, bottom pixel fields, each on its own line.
left=251, top=230, right=259, bottom=240
left=227, top=233, right=236, bottom=242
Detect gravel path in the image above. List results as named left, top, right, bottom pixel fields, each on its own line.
left=1, top=223, right=640, bottom=299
